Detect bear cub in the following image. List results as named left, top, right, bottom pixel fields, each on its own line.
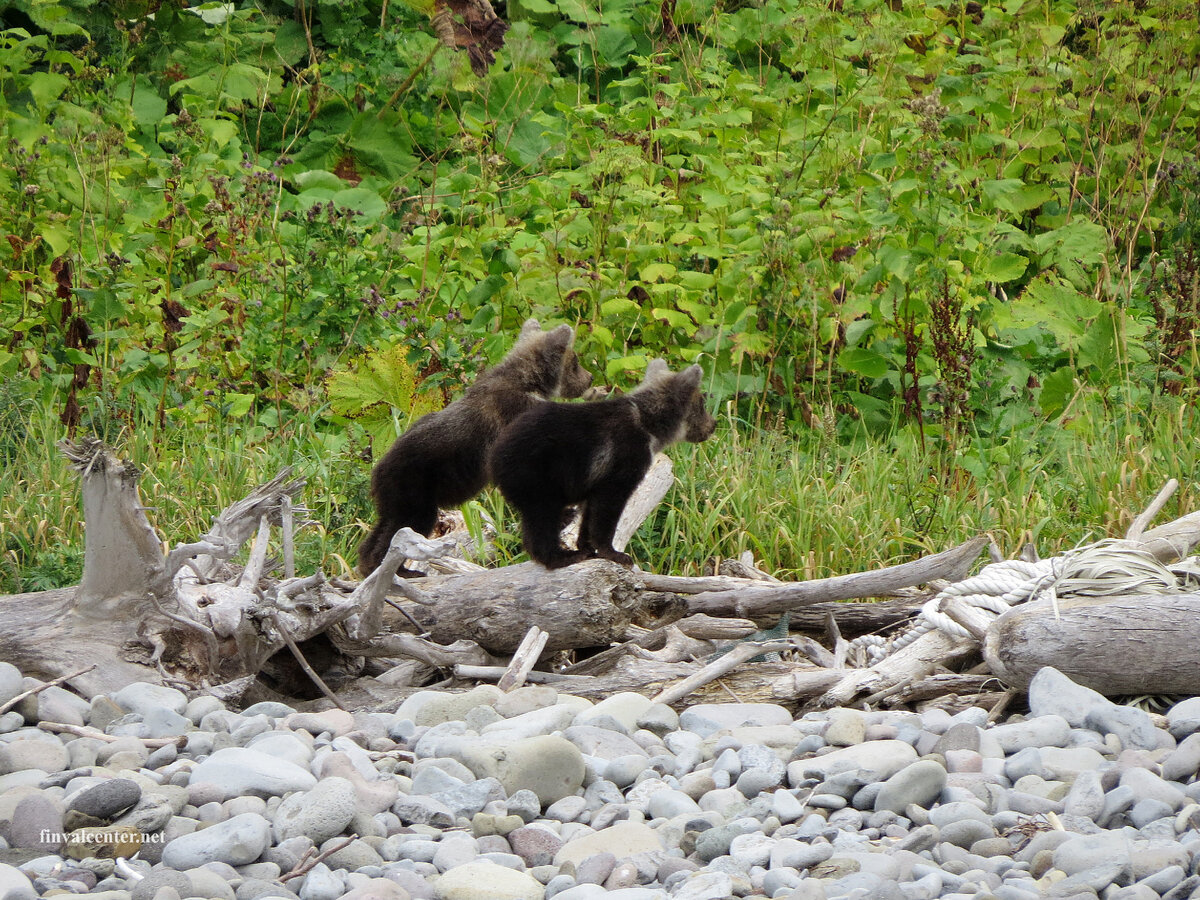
left=358, top=319, right=593, bottom=575
left=489, top=359, right=716, bottom=570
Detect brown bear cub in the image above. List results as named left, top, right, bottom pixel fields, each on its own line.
left=489, top=359, right=716, bottom=570
left=358, top=319, right=593, bottom=575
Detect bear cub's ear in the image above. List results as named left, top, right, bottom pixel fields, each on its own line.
left=676, top=364, right=703, bottom=392
left=543, top=323, right=576, bottom=352
left=642, top=358, right=670, bottom=382
left=518, top=318, right=542, bottom=339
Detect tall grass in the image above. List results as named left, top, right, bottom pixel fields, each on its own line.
left=629, top=398, right=1200, bottom=579
left=0, top=395, right=372, bottom=593
left=4, top=387, right=1195, bottom=593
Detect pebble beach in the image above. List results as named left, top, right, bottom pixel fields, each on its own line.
left=4, top=661, right=1200, bottom=900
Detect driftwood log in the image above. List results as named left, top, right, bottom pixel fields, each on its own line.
left=8, top=437, right=1199, bottom=715
left=379, top=560, right=656, bottom=655
left=678, top=535, right=989, bottom=618
left=983, top=593, right=1200, bottom=694
left=976, top=481, right=1200, bottom=698
left=0, top=436, right=1004, bottom=710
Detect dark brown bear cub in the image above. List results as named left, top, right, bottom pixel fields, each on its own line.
left=358, top=319, right=593, bottom=575
left=489, top=360, right=716, bottom=570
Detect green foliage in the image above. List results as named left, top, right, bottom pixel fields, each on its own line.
left=327, top=343, right=443, bottom=452
left=2, top=0, right=1200, bottom=586
left=3, top=0, right=1197, bottom=436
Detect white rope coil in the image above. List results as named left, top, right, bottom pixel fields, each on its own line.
left=852, top=541, right=1200, bottom=661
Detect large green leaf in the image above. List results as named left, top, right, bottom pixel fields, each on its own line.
left=222, top=63, right=268, bottom=102
left=1039, top=366, right=1078, bottom=416
left=502, top=117, right=552, bottom=169
left=838, top=348, right=890, bottom=379
left=128, top=75, right=168, bottom=128
left=348, top=115, right=417, bottom=180
left=1002, top=275, right=1099, bottom=344
left=595, top=25, right=636, bottom=68
left=983, top=252, right=1028, bottom=283
left=878, top=245, right=912, bottom=281
left=982, top=179, right=1054, bottom=213
left=274, top=21, right=309, bottom=66
left=27, top=72, right=68, bottom=109
left=331, top=187, right=387, bottom=221
left=1035, top=220, right=1110, bottom=267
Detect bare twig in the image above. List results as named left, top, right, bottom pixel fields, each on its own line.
left=0, top=665, right=97, bottom=716
left=1126, top=479, right=1179, bottom=542
left=281, top=496, right=296, bottom=580
left=497, top=626, right=549, bottom=691
left=688, top=536, right=989, bottom=617
left=988, top=689, right=1019, bottom=723
left=39, top=722, right=186, bottom=748
left=271, top=613, right=346, bottom=710
left=858, top=675, right=916, bottom=709
left=791, top=635, right=837, bottom=669
left=279, top=835, right=358, bottom=883
left=826, top=612, right=848, bottom=670
left=384, top=596, right=429, bottom=635
left=377, top=43, right=440, bottom=121
left=239, top=516, right=272, bottom=589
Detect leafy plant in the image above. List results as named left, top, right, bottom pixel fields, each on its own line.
left=327, top=342, right=444, bottom=453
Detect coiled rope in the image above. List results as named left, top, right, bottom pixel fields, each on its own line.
left=851, top=540, right=1198, bottom=664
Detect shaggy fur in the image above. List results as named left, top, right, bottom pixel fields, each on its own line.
left=489, top=360, right=716, bottom=569
left=358, top=319, right=593, bottom=575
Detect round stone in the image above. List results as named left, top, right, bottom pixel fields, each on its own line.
left=432, top=860, right=542, bottom=900
left=69, top=778, right=143, bottom=820
left=873, top=760, right=947, bottom=814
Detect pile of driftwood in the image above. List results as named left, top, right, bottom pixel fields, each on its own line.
left=4, top=438, right=1200, bottom=715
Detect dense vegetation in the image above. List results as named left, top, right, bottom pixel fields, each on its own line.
left=1, top=0, right=1198, bottom=591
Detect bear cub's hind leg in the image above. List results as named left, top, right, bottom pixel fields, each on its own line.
left=577, top=477, right=640, bottom=567
left=522, top=499, right=590, bottom=569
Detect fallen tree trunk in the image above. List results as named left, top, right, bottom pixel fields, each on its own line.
left=983, top=593, right=1200, bottom=694
left=25, top=438, right=1200, bottom=716
left=685, top=536, right=989, bottom=618
left=378, top=559, right=665, bottom=655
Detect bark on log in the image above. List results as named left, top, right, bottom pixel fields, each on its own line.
left=381, top=559, right=660, bottom=655
left=983, top=593, right=1200, bottom=695
left=686, top=536, right=988, bottom=618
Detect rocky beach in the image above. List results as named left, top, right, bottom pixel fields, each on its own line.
left=3, top=661, right=1200, bottom=900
